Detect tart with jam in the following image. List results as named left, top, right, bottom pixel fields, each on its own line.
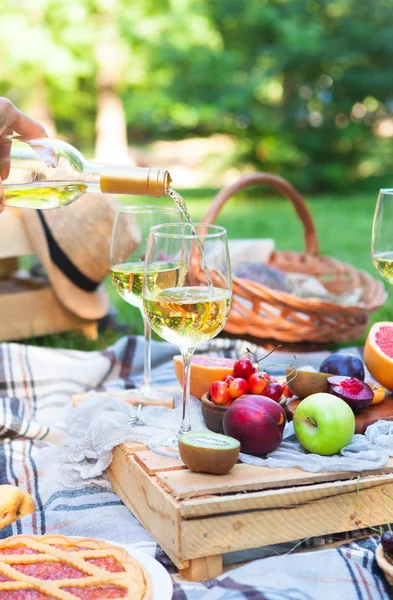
left=0, top=534, right=151, bottom=599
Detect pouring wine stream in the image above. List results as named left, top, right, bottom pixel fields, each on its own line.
left=168, top=188, right=213, bottom=288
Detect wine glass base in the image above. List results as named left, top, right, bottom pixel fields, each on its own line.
left=124, top=385, right=174, bottom=403
left=148, top=432, right=181, bottom=458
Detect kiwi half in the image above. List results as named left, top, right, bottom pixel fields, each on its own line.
left=178, top=432, right=240, bottom=475
left=286, top=368, right=331, bottom=399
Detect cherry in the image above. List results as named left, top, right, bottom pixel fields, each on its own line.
left=248, top=372, right=267, bottom=395
left=382, top=530, right=393, bottom=553
left=281, top=384, right=292, bottom=398
left=233, top=358, right=255, bottom=380
left=209, top=381, right=231, bottom=405
left=263, top=382, right=283, bottom=402
left=228, top=377, right=249, bottom=400
left=263, top=373, right=277, bottom=383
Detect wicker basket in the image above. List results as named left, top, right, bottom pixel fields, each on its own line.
left=202, top=172, right=386, bottom=344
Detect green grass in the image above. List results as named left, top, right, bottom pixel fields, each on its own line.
left=21, top=188, right=391, bottom=350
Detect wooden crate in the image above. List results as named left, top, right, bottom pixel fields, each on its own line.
left=0, top=277, right=98, bottom=341
left=0, top=209, right=98, bottom=341
left=108, top=443, right=393, bottom=582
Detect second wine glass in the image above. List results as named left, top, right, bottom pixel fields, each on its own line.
left=372, top=189, right=393, bottom=284
left=143, top=223, right=232, bottom=457
left=110, top=204, right=182, bottom=400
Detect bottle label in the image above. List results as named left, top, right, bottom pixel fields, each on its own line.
left=100, top=166, right=170, bottom=197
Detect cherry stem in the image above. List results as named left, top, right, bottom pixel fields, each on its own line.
left=239, top=347, right=298, bottom=387
left=250, top=345, right=283, bottom=364
left=285, top=357, right=299, bottom=385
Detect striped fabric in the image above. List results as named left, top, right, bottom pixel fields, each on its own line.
left=0, top=335, right=391, bottom=599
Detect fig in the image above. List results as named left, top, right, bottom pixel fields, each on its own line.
left=178, top=432, right=240, bottom=475
left=319, top=352, right=364, bottom=380
left=223, top=395, right=286, bottom=456
left=327, top=376, right=373, bottom=412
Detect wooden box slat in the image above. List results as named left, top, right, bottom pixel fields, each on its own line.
left=134, top=450, right=184, bottom=475
left=110, top=450, right=186, bottom=570
left=155, top=458, right=393, bottom=500
left=108, top=443, right=393, bottom=581
left=180, top=474, right=393, bottom=560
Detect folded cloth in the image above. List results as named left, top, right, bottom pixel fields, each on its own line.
left=240, top=420, right=393, bottom=471
left=59, top=393, right=206, bottom=488
left=60, top=395, right=393, bottom=489
left=0, top=336, right=391, bottom=599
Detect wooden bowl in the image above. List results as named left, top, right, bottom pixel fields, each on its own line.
left=376, top=544, right=393, bottom=586
left=200, top=392, right=229, bottom=434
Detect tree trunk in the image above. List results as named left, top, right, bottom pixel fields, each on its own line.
left=94, top=32, right=133, bottom=165
left=26, top=78, right=57, bottom=137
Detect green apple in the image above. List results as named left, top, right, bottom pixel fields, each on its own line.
left=293, top=392, right=355, bottom=456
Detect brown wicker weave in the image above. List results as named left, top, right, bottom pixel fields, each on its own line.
left=202, top=172, right=386, bottom=344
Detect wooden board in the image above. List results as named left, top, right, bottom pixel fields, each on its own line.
left=72, top=388, right=176, bottom=409
left=286, top=395, right=393, bottom=434
left=108, top=443, right=393, bottom=582
left=0, top=280, right=97, bottom=341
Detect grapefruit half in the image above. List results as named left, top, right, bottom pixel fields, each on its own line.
left=364, top=322, right=393, bottom=392
left=173, top=354, right=235, bottom=400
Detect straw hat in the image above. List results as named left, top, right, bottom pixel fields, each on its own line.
left=21, top=193, right=126, bottom=320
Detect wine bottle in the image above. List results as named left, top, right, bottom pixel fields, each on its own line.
left=0, top=136, right=171, bottom=209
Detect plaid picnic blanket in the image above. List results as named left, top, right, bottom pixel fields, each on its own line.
left=0, top=335, right=391, bottom=599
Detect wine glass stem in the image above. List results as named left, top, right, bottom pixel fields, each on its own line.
left=142, top=315, right=152, bottom=389
left=179, top=347, right=195, bottom=435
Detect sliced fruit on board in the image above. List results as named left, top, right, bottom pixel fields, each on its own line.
left=365, top=322, right=393, bottom=392
left=327, top=376, right=374, bottom=412
left=173, top=354, right=235, bottom=400
left=178, top=431, right=240, bottom=475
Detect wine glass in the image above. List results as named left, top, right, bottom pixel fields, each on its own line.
left=143, top=223, right=232, bottom=457
left=110, top=205, right=182, bottom=400
left=372, top=189, right=393, bottom=283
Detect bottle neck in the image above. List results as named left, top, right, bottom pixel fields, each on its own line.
left=4, top=135, right=172, bottom=198
left=89, top=162, right=172, bottom=197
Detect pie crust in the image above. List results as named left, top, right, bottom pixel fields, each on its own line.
left=0, top=534, right=152, bottom=599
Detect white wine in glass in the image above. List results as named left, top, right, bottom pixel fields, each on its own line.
left=110, top=205, right=182, bottom=400
left=372, top=189, right=393, bottom=283
left=143, top=223, right=232, bottom=457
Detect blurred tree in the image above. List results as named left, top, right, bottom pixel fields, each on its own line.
left=125, top=0, right=393, bottom=191
left=0, top=0, right=97, bottom=146
left=1, top=0, right=393, bottom=191
left=92, top=0, right=136, bottom=164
